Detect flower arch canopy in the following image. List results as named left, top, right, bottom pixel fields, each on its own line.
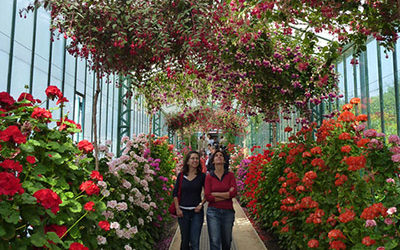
left=165, top=106, right=248, bottom=136
left=24, top=0, right=400, bottom=123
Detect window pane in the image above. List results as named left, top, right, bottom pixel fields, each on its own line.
left=367, top=40, right=380, bottom=131
left=381, top=50, right=396, bottom=135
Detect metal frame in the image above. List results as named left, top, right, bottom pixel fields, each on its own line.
left=116, top=76, right=132, bottom=156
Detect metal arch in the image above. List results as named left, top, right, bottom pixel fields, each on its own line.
left=117, top=76, right=132, bottom=156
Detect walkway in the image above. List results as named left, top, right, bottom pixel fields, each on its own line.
left=169, top=198, right=267, bottom=250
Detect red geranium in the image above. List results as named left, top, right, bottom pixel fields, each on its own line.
left=26, top=156, right=36, bottom=164
left=98, top=220, right=110, bottom=231
left=79, top=180, right=100, bottom=195
left=0, top=172, right=24, bottom=196
left=84, top=201, right=95, bottom=211
left=329, top=240, right=346, bottom=250
left=338, top=209, right=355, bottom=223
left=45, top=86, right=62, bottom=100
left=362, top=236, right=376, bottom=246
left=328, top=229, right=346, bottom=240
left=69, top=242, right=89, bottom=250
left=77, top=140, right=94, bottom=154
left=31, top=107, right=52, bottom=121
left=340, top=145, right=351, bottom=153
left=33, top=189, right=62, bottom=214
left=45, top=224, right=67, bottom=243
left=0, top=92, right=15, bottom=108
left=45, top=224, right=67, bottom=238
left=0, top=125, right=27, bottom=144
left=0, top=159, right=23, bottom=173
left=57, top=117, right=81, bottom=132
left=17, top=92, right=35, bottom=103
left=90, top=170, right=103, bottom=181
left=56, top=96, right=69, bottom=105
left=308, top=239, right=319, bottom=248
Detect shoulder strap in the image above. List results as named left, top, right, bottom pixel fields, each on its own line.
left=177, top=173, right=184, bottom=200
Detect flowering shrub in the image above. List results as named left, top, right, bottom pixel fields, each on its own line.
left=0, top=89, right=104, bottom=249
left=96, top=134, right=176, bottom=249
left=243, top=98, right=400, bottom=249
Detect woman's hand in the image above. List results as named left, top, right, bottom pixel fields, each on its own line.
left=194, top=203, right=203, bottom=213
left=176, top=208, right=183, bottom=217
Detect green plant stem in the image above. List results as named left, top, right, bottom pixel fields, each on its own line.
left=60, top=211, right=88, bottom=240
left=16, top=224, right=27, bottom=231
left=61, top=195, right=106, bottom=239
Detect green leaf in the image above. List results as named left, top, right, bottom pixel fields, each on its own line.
left=20, top=143, right=34, bottom=153
left=29, top=139, right=41, bottom=146
left=47, top=141, right=60, bottom=150
left=5, top=210, right=20, bottom=224
left=46, top=231, right=63, bottom=244
left=0, top=225, right=6, bottom=237
left=65, top=192, right=74, bottom=198
left=20, top=193, right=37, bottom=205
left=30, top=232, right=47, bottom=247
left=48, top=131, right=61, bottom=139
left=69, top=200, right=82, bottom=213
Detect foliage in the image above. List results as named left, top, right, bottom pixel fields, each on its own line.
left=208, top=17, right=340, bottom=121
left=96, top=135, right=176, bottom=249
left=0, top=89, right=104, bottom=249
left=233, top=0, right=400, bottom=55
left=165, top=106, right=248, bottom=136
left=242, top=98, right=400, bottom=249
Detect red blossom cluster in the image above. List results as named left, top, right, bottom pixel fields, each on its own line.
left=345, top=155, right=366, bottom=171
left=360, top=203, right=388, bottom=220
left=77, top=140, right=94, bottom=154
left=33, top=189, right=62, bottom=214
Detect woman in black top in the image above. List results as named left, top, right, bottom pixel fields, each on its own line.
left=173, top=151, right=206, bottom=250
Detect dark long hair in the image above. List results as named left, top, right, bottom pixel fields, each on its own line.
left=210, top=148, right=230, bottom=171
left=182, top=151, right=202, bottom=175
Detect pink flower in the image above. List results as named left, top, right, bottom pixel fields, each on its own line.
left=384, top=218, right=394, bottom=225
left=386, top=178, right=395, bottom=184
left=391, top=154, right=400, bottom=163
left=364, top=129, right=377, bottom=137
left=387, top=207, right=397, bottom=215
left=365, top=219, right=377, bottom=227
left=388, top=134, right=400, bottom=144
left=376, top=247, right=385, bottom=250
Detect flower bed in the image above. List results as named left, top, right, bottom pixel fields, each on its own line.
left=0, top=89, right=177, bottom=249
left=240, top=99, right=400, bottom=249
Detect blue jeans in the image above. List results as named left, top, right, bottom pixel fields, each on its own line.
left=206, top=206, right=235, bottom=250
left=178, top=208, right=204, bottom=250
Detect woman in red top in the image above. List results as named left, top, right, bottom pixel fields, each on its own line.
left=204, top=149, right=237, bottom=250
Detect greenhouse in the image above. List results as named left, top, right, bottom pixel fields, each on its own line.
left=1, top=0, right=400, bottom=249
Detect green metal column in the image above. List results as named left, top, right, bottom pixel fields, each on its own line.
left=393, top=48, right=400, bottom=136
left=353, top=53, right=358, bottom=115
left=376, top=43, right=386, bottom=134
left=152, top=110, right=162, bottom=137
left=6, top=0, right=17, bottom=93
left=117, top=76, right=132, bottom=156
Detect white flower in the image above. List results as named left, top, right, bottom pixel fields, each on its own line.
left=124, top=245, right=132, bottom=250
left=98, top=181, right=107, bottom=188
left=97, top=235, right=107, bottom=245
left=110, top=222, right=120, bottom=230
left=102, top=190, right=110, bottom=197
left=116, top=202, right=128, bottom=211
left=107, top=200, right=117, bottom=208
left=138, top=218, right=144, bottom=225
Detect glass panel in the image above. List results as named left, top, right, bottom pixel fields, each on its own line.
left=367, top=40, right=380, bottom=131
left=381, top=50, right=396, bottom=135
left=345, top=55, right=355, bottom=100
left=0, top=0, right=13, bottom=38
left=10, top=57, right=30, bottom=96
left=73, top=94, right=84, bottom=142
left=0, top=50, right=8, bottom=92
left=337, top=60, right=345, bottom=108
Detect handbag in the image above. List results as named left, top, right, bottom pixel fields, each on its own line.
left=169, top=173, right=183, bottom=216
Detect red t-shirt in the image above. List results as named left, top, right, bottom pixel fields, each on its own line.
left=205, top=171, right=237, bottom=210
